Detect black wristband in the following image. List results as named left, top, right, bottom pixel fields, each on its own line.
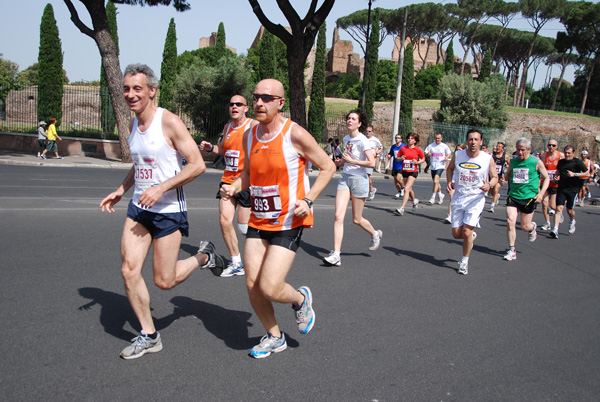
left=303, top=198, right=313, bottom=208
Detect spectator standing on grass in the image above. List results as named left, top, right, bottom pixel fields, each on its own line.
left=37, top=121, right=47, bottom=158
left=40, top=117, right=62, bottom=159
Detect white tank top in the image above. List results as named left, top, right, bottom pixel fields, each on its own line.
left=452, top=149, right=492, bottom=198
left=129, top=108, right=186, bottom=213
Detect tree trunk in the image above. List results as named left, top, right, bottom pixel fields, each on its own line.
left=580, top=59, right=596, bottom=114
left=94, top=29, right=131, bottom=162
left=550, top=61, right=567, bottom=111
left=287, top=43, right=308, bottom=128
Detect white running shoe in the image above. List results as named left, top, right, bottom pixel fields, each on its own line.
left=540, top=222, right=551, bottom=231
left=369, top=230, right=383, bottom=251
left=568, top=220, right=576, bottom=234
left=437, top=194, right=445, bottom=204
left=412, top=199, right=419, bottom=211
left=503, top=249, right=517, bottom=261
left=549, top=208, right=556, bottom=215
left=367, top=187, right=377, bottom=201
left=457, top=261, right=468, bottom=275
left=395, top=207, right=405, bottom=216
left=428, top=196, right=436, bottom=205
left=400, top=188, right=405, bottom=197
left=220, top=261, right=245, bottom=277
left=394, top=192, right=401, bottom=198
left=472, top=231, right=477, bottom=241
left=323, top=250, right=341, bottom=266
left=444, top=215, right=451, bottom=224
left=528, top=222, right=537, bottom=242
left=488, top=205, right=495, bottom=213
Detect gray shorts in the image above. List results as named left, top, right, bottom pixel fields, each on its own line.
left=337, top=172, right=369, bottom=198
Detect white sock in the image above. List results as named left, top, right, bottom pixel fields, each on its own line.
left=490, top=202, right=496, bottom=208
left=461, top=256, right=469, bottom=264
left=232, top=254, right=242, bottom=264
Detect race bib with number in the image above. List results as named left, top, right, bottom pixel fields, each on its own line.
left=496, top=164, right=503, bottom=175
left=547, top=169, right=556, bottom=181
left=224, top=149, right=240, bottom=172
left=512, top=168, right=529, bottom=184
left=403, top=160, right=414, bottom=170
left=458, top=167, right=480, bottom=187
left=133, top=155, right=158, bottom=190
left=250, top=185, right=282, bottom=219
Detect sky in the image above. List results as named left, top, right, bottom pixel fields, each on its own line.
left=0, top=0, right=586, bottom=89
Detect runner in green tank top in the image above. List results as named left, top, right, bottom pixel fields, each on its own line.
left=503, top=137, right=549, bottom=261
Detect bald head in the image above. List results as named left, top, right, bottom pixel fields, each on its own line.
left=255, top=79, right=285, bottom=98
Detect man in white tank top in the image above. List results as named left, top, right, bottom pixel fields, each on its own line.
left=445, top=129, right=498, bottom=275
left=100, top=64, right=225, bottom=359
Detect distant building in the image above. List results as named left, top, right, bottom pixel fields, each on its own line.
left=199, top=32, right=237, bottom=54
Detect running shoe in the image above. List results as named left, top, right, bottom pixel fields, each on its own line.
left=503, top=249, right=517, bottom=261
left=120, top=330, right=162, bottom=360
left=249, top=332, right=287, bottom=359
left=198, top=240, right=225, bottom=276
left=295, top=286, right=315, bottom=334
left=400, top=188, right=405, bottom=197
left=540, top=222, right=551, bottom=231
left=220, top=261, right=245, bottom=277
left=369, top=230, right=383, bottom=251
left=488, top=205, right=495, bottom=213
left=394, top=192, right=401, bottom=198
left=412, top=199, right=419, bottom=211
left=395, top=207, right=405, bottom=216
left=457, top=261, right=468, bottom=275
left=568, top=220, right=576, bottom=234
left=528, top=222, right=537, bottom=242
left=550, top=228, right=559, bottom=239
left=560, top=213, right=564, bottom=223
left=472, top=231, right=477, bottom=241
left=428, top=196, right=436, bottom=205
left=55, top=156, right=63, bottom=159
left=40, top=155, right=46, bottom=159
left=438, top=194, right=445, bottom=204
left=444, top=215, right=451, bottom=224
left=549, top=208, right=556, bottom=215
left=367, top=187, right=377, bottom=201
left=323, top=250, right=341, bottom=266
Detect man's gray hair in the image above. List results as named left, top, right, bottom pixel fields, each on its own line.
left=516, top=137, right=531, bottom=149
left=123, top=63, right=158, bottom=88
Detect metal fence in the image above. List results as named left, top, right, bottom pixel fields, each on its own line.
left=1, top=84, right=597, bottom=156
left=0, top=85, right=230, bottom=143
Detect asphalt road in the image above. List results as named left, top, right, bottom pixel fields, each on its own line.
left=1, top=165, right=599, bottom=401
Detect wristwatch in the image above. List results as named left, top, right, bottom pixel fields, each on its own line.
left=303, top=198, right=313, bottom=208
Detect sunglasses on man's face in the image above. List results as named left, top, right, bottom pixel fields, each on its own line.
left=229, top=102, right=246, bottom=107
left=252, top=94, right=283, bottom=103
left=548, top=144, right=557, bottom=147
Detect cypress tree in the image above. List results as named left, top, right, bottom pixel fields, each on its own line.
left=37, top=3, right=63, bottom=126
left=400, top=42, right=414, bottom=131
left=444, top=41, right=455, bottom=74
left=258, top=29, right=276, bottom=80
left=159, top=18, right=177, bottom=111
left=216, top=22, right=226, bottom=59
left=363, top=12, right=380, bottom=123
left=479, top=48, right=492, bottom=82
left=100, top=1, right=119, bottom=136
left=307, top=22, right=327, bottom=141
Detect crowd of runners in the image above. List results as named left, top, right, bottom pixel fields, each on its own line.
left=98, top=63, right=597, bottom=361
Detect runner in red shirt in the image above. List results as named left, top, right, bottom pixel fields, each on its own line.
left=394, top=132, right=426, bottom=216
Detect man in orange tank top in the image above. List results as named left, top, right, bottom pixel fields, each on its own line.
left=539, top=139, right=563, bottom=231
left=220, top=79, right=335, bottom=358
left=200, top=95, right=258, bottom=277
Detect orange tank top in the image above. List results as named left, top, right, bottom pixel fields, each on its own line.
left=246, top=119, right=313, bottom=231
left=221, top=118, right=253, bottom=184
left=544, top=152, right=560, bottom=188
left=581, top=159, right=591, bottom=180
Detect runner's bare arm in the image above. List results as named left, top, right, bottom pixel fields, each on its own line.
left=535, top=160, right=550, bottom=203
left=446, top=154, right=455, bottom=193
left=100, top=167, right=135, bottom=213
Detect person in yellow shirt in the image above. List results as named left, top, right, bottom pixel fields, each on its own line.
left=41, top=117, right=62, bottom=159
